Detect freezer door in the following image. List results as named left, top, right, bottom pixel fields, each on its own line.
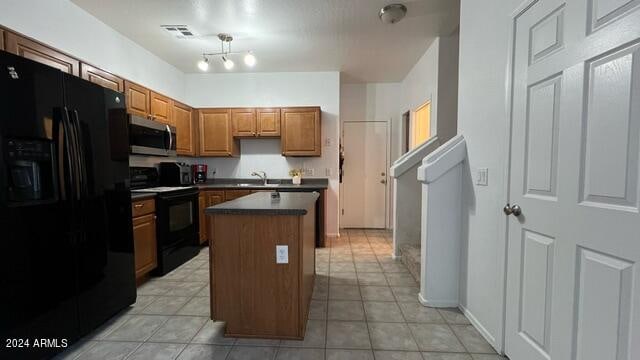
left=63, top=75, right=135, bottom=334
left=0, top=51, right=80, bottom=359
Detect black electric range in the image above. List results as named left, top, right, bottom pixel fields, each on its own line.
left=131, top=167, right=200, bottom=275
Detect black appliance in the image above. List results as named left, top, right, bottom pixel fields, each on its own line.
left=0, top=51, right=135, bottom=359
left=159, top=162, right=192, bottom=185
left=192, top=164, right=208, bottom=183
left=131, top=167, right=200, bottom=275
left=129, top=115, right=176, bottom=157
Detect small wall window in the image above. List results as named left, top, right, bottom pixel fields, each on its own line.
left=410, top=101, right=431, bottom=149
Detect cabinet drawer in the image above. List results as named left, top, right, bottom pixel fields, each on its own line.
left=132, top=198, right=155, bottom=217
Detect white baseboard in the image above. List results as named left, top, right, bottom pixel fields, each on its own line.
left=326, top=232, right=340, bottom=237
left=459, top=304, right=502, bottom=354
left=418, top=293, right=459, bottom=308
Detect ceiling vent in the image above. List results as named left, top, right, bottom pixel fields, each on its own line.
left=160, top=25, right=196, bottom=39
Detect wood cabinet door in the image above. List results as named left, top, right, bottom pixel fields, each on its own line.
left=206, top=191, right=225, bottom=206
left=198, top=193, right=208, bottom=244
left=132, top=213, right=157, bottom=279
left=0, top=29, right=4, bottom=51
left=150, top=91, right=173, bottom=125
left=80, top=63, right=124, bottom=92
left=124, top=81, right=151, bottom=118
left=174, top=101, right=195, bottom=156
left=257, top=108, right=281, bottom=137
left=5, top=31, right=80, bottom=76
left=281, top=107, right=321, bottom=156
left=232, top=108, right=257, bottom=137
left=198, top=109, right=238, bottom=156
left=224, top=189, right=252, bottom=201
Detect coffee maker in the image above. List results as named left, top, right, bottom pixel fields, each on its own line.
left=192, top=164, right=207, bottom=183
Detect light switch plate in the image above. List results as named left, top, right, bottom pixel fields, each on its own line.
left=276, top=245, right=288, bottom=264
left=476, top=168, right=489, bottom=186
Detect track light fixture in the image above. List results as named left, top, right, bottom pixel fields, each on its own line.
left=197, top=33, right=256, bottom=71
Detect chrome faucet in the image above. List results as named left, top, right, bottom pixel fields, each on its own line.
left=251, top=171, right=268, bottom=185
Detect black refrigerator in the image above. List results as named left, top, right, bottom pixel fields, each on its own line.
left=0, top=51, right=136, bottom=359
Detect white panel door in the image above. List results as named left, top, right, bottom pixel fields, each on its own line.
left=342, top=122, right=388, bottom=228
left=505, top=1, right=640, bottom=360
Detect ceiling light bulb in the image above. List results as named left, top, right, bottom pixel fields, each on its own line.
left=197, top=57, right=209, bottom=71
left=244, top=52, right=256, bottom=67
left=222, top=56, right=234, bottom=70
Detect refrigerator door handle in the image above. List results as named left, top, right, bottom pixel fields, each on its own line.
left=62, top=107, right=81, bottom=201
left=72, top=109, right=88, bottom=197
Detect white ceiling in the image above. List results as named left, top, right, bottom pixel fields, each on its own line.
left=71, top=0, right=459, bottom=83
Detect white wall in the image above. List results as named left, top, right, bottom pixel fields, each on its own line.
left=0, top=0, right=186, bottom=102
left=185, top=71, right=341, bottom=236
left=457, top=0, right=519, bottom=352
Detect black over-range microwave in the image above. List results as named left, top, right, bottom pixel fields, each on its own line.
left=129, top=115, right=177, bottom=156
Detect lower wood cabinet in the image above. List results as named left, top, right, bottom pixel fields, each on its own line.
left=132, top=198, right=157, bottom=280
left=5, top=31, right=80, bottom=76
left=199, top=190, right=226, bottom=243
left=198, top=193, right=207, bottom=244
left=224, top=189, right=252, bottom=201
left=0, top=29, right=5, bottom=51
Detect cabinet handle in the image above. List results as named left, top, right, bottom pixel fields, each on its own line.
left=134, top=203, right=145, bottom=208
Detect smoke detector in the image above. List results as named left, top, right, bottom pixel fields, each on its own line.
left=379, top=4, right=407, bottom=24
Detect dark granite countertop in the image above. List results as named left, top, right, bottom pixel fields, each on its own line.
left=196, top=178, right=328, bottom=190
left=205, top=191, right=320, bottom=215
left=131, top=193, right=156, bottom=201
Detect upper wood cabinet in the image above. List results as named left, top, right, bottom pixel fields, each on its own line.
left=0, top=29, right=5, bottom=51
left=257, top=108, right=281, bottom=137
left=232, top=108, right=257, bottom=137
left=174, top=101, right=196, bottom=156
left=150, top=91, right=173, bottom=125
left=198, top=108, right=239, bottom=157
left=80, top=63, right=124, bottom=92
left=281, top=107, right=321, bottom=156
left=5, top=31, right=80, bottom=76
left=124, top=81, right=151, bottom=118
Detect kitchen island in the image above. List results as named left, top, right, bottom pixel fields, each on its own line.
left=206, top=191, right=318, bottom=340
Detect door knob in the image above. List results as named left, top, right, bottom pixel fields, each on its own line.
left=503, top=203, right=522, bottom=216
left=380, top=179, right=387, bottom=184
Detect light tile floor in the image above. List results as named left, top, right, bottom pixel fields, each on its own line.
left=56, top=229, right=506, bottom=360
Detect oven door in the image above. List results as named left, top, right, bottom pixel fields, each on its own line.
left=129, top=115, right=177, bottom=157
left=154, top=189, right=200, bottom=275
left=157, top=190, right=199, bottom=248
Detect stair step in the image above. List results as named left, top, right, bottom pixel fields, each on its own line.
left=399, top=243, right=421, bottom=283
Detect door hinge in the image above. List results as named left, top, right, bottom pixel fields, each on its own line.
left=341, top=209, right=344, bottom=215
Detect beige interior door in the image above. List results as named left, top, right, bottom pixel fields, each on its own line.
left=342, top=121, right=388, bottom=228
left=505, top=1, right=640, bottom=359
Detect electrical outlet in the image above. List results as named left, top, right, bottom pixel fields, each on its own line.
left=276, top=245, right=288, bottom=264
left=325, top=168, right=332, bottom=176
left=324, top=137, right=331, bottom=147
left=305, top=168, right=314, bottom=176
left=476, top=168, right=489, bottom=186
